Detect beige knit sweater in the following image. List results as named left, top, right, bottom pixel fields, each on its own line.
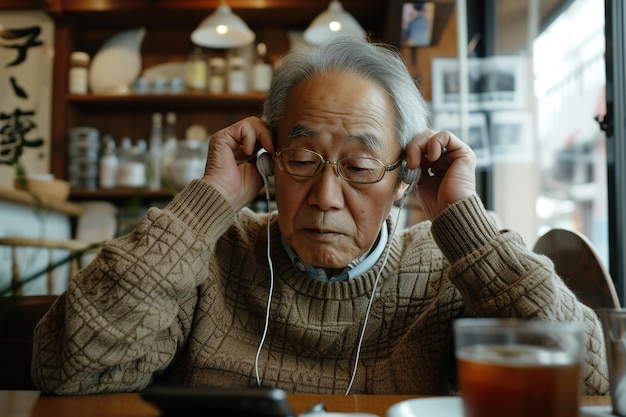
left=31, top=180, right=609, bottom=395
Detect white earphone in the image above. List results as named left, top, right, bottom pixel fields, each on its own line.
left=256, top=150, right=274, bottom=178
left=400, top=161, right=421, bottom=189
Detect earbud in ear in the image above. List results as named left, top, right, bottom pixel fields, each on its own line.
left=256, top=150, right=274, bottom=178
left=400, top=161, right=420, bottom=187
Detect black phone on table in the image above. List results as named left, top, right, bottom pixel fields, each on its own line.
left=140, top=385, right=295, bottom=417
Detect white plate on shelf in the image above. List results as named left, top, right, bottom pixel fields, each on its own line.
left=141, top=62, right=186, bottom=82
left=386, top=397, right=615, bottom=417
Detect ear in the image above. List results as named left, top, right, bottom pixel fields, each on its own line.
left=394, top=182, right=410, bottom=201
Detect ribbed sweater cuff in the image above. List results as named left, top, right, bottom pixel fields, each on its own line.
left=431, top=195, right=500, bottom=263
left=164, top=180, right=235, bottom=237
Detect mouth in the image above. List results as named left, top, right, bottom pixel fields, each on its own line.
left=302, top=228, right=344, bottom=241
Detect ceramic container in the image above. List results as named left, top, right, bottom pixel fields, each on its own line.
left=89, top=28, right=146, bottom=94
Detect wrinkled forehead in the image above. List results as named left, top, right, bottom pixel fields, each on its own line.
left=281, top=124, right=385, bottom=153
left=276, top=72, right=399, bottom=152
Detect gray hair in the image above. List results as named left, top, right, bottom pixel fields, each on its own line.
left=262, top=37, right=430, bottom=149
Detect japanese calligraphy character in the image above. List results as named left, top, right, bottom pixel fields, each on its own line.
left=10, top=76, right=28, bottom=98
left=1, top=26, right=43, bottom=67
left=0, top=108, right=44, bottom=165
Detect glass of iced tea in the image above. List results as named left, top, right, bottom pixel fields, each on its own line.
left=454, top=318, right=585, bottom=417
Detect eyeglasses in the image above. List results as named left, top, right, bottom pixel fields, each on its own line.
left=274, top=148, right=402, bottom=184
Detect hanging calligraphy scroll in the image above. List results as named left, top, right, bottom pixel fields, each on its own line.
left=0, top=10, right=54, bottom=187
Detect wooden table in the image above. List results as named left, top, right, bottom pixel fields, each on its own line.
left=0, top=390, right=612, bottom=417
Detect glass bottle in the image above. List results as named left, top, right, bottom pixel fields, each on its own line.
left=227, top=56, right=248, bottom=94
left=185, top=47, right=208, bottom=92
left=99, top=135, right=118, bottom=189
left=208, top=57, right=226, bottom=94
left=252, top=43, right=272, bottom=92
left=161, top=112, right=178, bottom=185
left=147, top=112, right=163, bottom=190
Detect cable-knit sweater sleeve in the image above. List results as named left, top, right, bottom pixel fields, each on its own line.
left=431, top=195, right=609, bottom=395
left=31, top=180, right=234, bottom=394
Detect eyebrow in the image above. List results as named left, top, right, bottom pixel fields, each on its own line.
left=284, top=124, right=383, bottom=152
left=285, top=125, right=317, bottom=140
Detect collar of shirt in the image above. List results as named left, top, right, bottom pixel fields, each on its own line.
left=280, top=221, right=389, bottom=282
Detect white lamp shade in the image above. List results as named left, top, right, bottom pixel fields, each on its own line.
left=191, top=3, right=255, bottom=48
left=303, top=1, right=366, bottom=45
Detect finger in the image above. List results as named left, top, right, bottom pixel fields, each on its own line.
left=211, top=117, right=273, bottom=162
left=404, top=130, right=430, bottom=168
left=236, top=118, right=272, bottom=156
left=405, top=129, right=445, bottom=168
left=424, top=131, right=458, bottom=162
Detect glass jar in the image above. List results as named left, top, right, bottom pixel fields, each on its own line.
left=208, top=57, right=226, bottom=94
left=185, top=47, right=208, bottom=92
left=68, top=51, right=90, bottom=95
left=117, top=139, right=147, bottom=188
left=170, top=139, right=206, bottom=190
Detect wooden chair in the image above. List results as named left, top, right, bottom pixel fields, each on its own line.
left=0, top=295, right=58, bottom=389
left=533, top=228, right=621, bottom=310
left=0, top=237, right=95, bottom=296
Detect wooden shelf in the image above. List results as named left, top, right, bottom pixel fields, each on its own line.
left=67, top=93, right=267, bottom=110
left=0, top=186, right=85, bottom=217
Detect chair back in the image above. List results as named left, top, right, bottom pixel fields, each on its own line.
left=0, top=295, right=57, bottom=389
left=533, top=228, right=620, bottom=310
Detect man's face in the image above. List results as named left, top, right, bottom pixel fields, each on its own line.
left=274, top=71, right=406, bottom=272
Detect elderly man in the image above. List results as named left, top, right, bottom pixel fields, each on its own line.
left=32, top=37, right=608, bottom=395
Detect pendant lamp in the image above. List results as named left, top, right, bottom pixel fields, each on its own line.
left=191, top=0, right=255, bottom=48
left=303, top=0, right=366, bottom=45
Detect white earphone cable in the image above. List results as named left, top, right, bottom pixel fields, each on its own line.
left=255, top=176, right=275, bottom=386
left=345, top=190, right=410, bottom=394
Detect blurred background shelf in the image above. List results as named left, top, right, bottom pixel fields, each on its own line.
left=69, top=188, right=174, bottom=201
left=67, top=93, right=267, bottom=110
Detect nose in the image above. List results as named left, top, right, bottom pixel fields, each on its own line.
left=306, top=163, right=345, bottom=210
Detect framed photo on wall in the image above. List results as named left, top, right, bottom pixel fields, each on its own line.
left=431, top=55, right=527, bottom=112
left=401, top=2, right=436, bottom=47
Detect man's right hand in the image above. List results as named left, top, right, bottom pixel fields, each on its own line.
left=202, top=117, right=274, bottom=211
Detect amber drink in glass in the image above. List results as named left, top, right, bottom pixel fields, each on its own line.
left=454, top=319, right=585, bottom=417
